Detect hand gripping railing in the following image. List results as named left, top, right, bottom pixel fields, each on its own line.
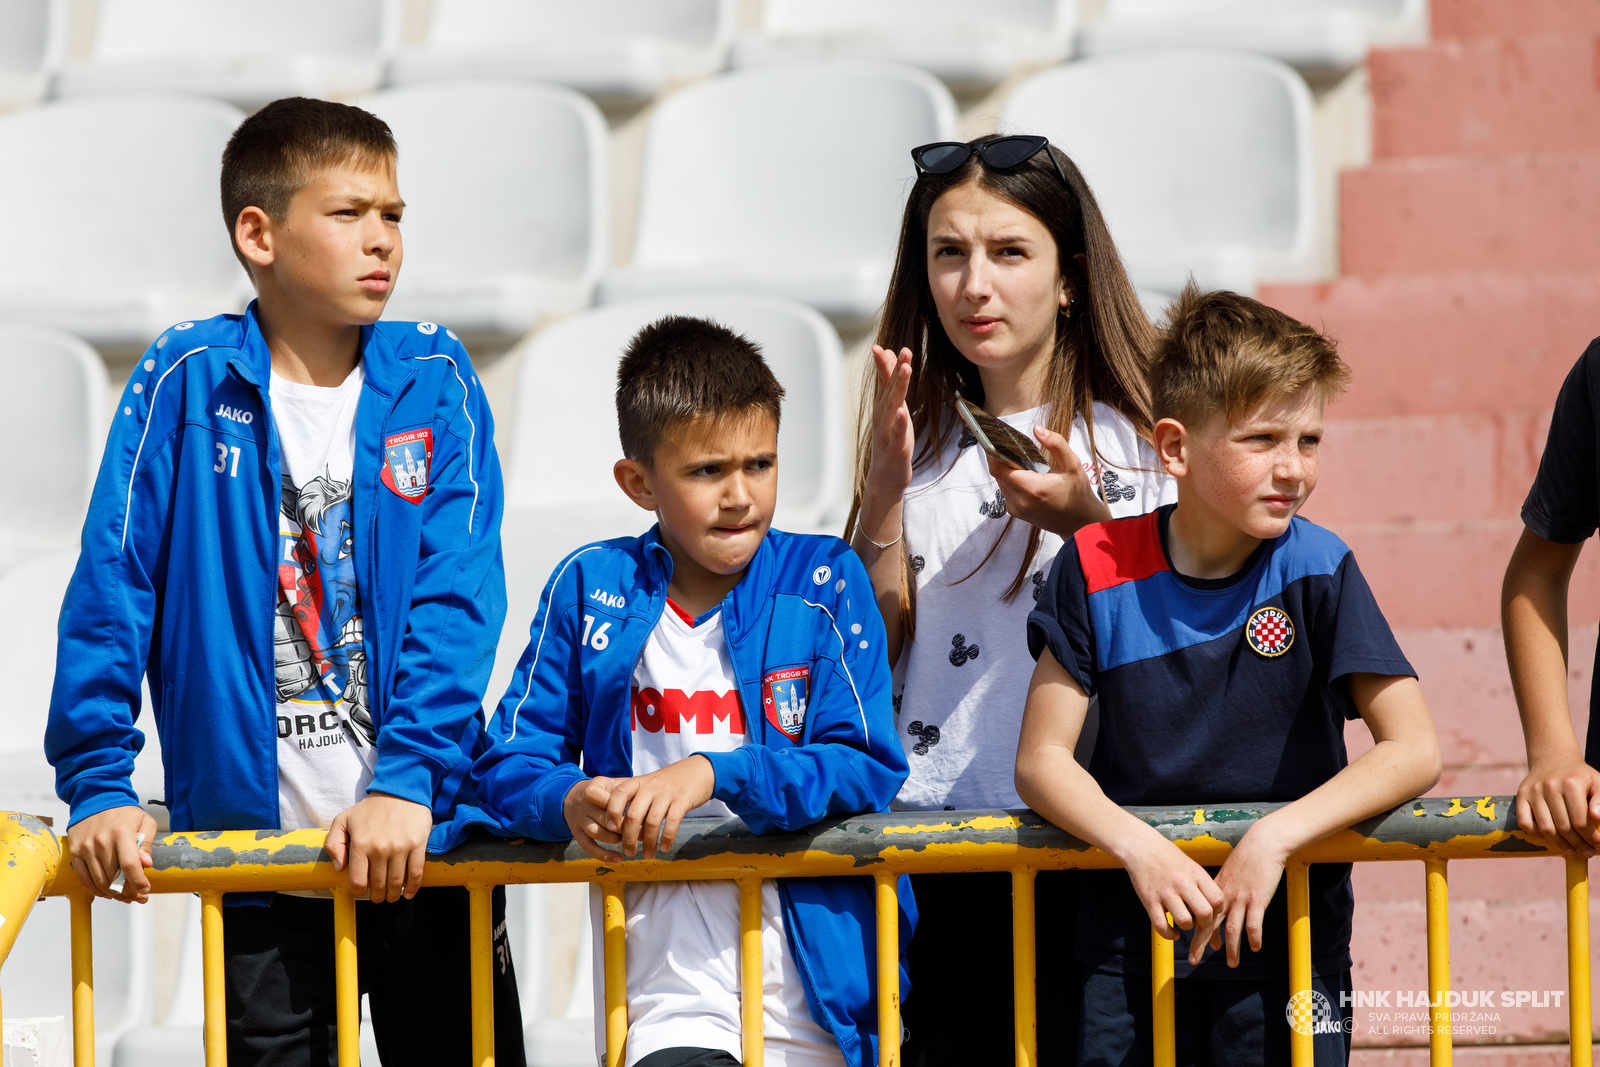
left=0, top=797, right=1590, bottom=1067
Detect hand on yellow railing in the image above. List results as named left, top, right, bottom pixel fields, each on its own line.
left=66, top=805, right=157, bottom=903
left=1120, top=831, right=1224, bottom=946
left=1516, top=757, right=1600, bottom=859
left=1195, top=827, right=1292, bottom=968
left=565, top=756, right=716, bottom=861
left=326, top=792, right=433, bottom=903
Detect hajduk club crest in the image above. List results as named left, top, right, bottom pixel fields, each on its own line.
left=762, top=665, right=809, bottom=741
left=1245, top=606, right=1294, bottom=657
left=381, top=428, right=433, bottom=504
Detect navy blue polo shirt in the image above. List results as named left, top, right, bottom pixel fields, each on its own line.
left=1027, top=504, right=1414, bottom=980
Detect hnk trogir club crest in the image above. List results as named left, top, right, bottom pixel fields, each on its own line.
left=762, top=665, right=809, bottom=741
left=381, top=428, right=433, bottom=504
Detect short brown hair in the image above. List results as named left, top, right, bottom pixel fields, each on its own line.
left=616, top=316, right=785, bottom=465
left=1150, top=283, right=1349, bottom=427
left=220, top=97, right=397, bottom=272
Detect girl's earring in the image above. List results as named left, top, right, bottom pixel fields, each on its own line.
left=1059, top=295, right=1073, bottom=320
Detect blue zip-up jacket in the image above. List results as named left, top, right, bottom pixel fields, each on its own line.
left=46, top=304, right=506, bottom=857
left=442, top=527, right=913, bottom=1067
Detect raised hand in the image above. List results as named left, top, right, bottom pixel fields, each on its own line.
left=986, top=423, right=1112, bottom=538
left=864, top=344, right=915, bottom=505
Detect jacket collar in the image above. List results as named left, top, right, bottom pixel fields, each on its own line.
left=636, top=523, right=778, bottom=638
left=227, top=300, right=403, bottom=396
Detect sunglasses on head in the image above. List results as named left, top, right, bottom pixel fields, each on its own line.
left=910, top=135, right=1070, bottom=188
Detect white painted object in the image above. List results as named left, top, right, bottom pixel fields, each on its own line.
left=2, top=1018, right=69, bottom=1067
left=357, top=81, right=609, bottom=339
left=734, top=0, right=1077, bottom=90
left=1002, top=51, right=1317, bottom=296
left=1079, top=0, right=1427, bottom=78
left=0, top=0, right=65, bottom=108
left=0, top=96, right=251, bottom=348
left=54, top=0, right=400, bottom=110
left=598, top=62, right=957, bottom=323
left=388, top=0, right=737, bottom=105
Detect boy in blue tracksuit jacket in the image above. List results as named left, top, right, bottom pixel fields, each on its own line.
left=45, top=98, right=524, bottom=1066
left=442, top=316, right=914, bottom=1067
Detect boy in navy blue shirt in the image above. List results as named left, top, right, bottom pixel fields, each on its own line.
left=1016, top=285, right=1441, bottom=1066
left=444, top=317, right=912, bottom=1067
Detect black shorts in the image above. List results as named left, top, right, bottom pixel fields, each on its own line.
left=222, top=886, right=526, bottom=1067
left=1080, top=968, right=1353, bottom=1067
left=899, top=870, right=1084, bottom=1066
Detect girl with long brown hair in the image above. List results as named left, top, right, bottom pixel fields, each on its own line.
left=846, top=134, right=1175, bottom=1063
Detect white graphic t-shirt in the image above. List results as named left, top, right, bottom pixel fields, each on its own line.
left=270, top=364, right=377, bottom=831
left=892, top=402, right=1176, bottom=812
left=589, top=600, right=843, bottom=1067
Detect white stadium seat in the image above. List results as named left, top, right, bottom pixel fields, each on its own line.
left=53, top=0, right=399, bottom=110
left=597, top=62, right=958, bottom=324
left=0, top=95, right=250, bottom=350
left=357, top=81, right=609, bottom=340
left=1002, top=51, right=1316, bottom=296
left=0, top=325, right=106, bottom=573
left=387, top=0, right=738, bottom=106
left=733, top=0, right=1077, bottom=91
left=0, top=0, right=65, bottom=108
left=1078, top=0, right=1426, bottom=79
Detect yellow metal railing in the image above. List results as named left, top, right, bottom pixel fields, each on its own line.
left=1, top=798, right=1592, bottom=1067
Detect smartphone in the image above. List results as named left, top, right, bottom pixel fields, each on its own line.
left=956, top=398, right=1047, bottom=471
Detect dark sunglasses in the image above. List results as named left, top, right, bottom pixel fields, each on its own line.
left=910, top=135, right=1070, bottom=188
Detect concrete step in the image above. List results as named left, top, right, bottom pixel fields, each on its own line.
left=1344, top=624, right=1595, bottom=772
left=1433, top=0, right=1600, bottom=40
left=1348, top=897, right=1598, bottom=1044
left=1315, top=411, right=1549, bottom=526
left=1312, top=519, right=1600, bottom=629
left=1371, top=36, right=1600, bottom=158
left=1341, top=153, right=1600, bottom=277
left=1260, top=272, right=1600, bottom=419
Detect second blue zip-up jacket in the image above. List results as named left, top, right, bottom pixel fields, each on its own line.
left=441, top=526, right=914, bottom=1067
left=46, top=304, right=506, bottom=857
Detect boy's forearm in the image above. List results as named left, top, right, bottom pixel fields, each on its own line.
left=1503, top=532, right=1586, bottom=766
left=1017, top=743, right=1174, bottom=866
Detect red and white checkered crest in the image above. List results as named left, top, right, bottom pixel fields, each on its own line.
left=1246, top=606, right=1294, bottom=657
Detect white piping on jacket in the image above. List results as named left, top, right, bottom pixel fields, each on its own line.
left=802, top=597, right=869, bottom=745
left=122, top=346, right=208, bottom=551
left=506, top=545, right=605, bottom=742
left=411, top=353, right=480, bottom=534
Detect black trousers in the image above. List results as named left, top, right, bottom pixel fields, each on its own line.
left=900, top=870, right=1083, bottom=1066
left=222, top=887, right=527, bottom=1067
left=1079, top=969, right=1353, bottom=1067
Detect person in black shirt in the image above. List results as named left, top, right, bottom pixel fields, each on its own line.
left=1505, top=338, right=1600, bottom=858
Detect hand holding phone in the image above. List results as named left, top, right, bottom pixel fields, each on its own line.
left=956, top=398, right=1048, bottom=471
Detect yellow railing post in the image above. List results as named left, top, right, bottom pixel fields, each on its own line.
left=601, top=879, right=628, bottom=1067
left=1287, top=861, right=1312, bottom=1067
left=1150, top=918, right=1175, bottom=1067
left=1568, top=856, right=1592, bottom=1067
left=739, top=877, right=765, bottom=1067
left=469, top=883, right=496, bottom=1067
left=69, top=894, right=95, bottom=1067
left=1424, top=859, right=1451, bottom=1067
left=875, top=873, right=900, bottom=1067
left=200, top=890, right=227, bottom=1067
left=1012, top=867, right=1038, bottom=1067
left=332, top=888, right=359, bottom=1067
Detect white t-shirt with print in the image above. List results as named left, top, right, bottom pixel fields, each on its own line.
left=270, top=364, right=377, bottom=832
left=892, top=401, right=1175, bottom=812
left=589, top=601, right=843, bottom=1067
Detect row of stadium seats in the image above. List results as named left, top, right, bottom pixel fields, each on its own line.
left=0, top=53, right=1317, bottom=348
left=0, top=0, right=1423, bottom=112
